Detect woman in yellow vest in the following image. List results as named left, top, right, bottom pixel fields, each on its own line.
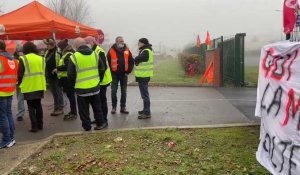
left=134, top=38, right=154, bottom=119
left=18, top=42, right=46, bottom=132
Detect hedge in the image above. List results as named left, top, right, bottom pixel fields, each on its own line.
left=178, top=53, right=205, bottom=75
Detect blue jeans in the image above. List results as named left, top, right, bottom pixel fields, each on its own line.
left=16, top=86, right=25, bottom=118
left=0, top=96, right=15, bottom=143
left=48, top=77, right=64, bottom=110
left=138, top=79, right=151, bottom=115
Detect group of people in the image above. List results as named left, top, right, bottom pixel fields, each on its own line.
left=0, top=36, right=154, bottom=149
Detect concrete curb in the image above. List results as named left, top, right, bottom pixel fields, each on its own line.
left=19, top=122, right=261, bottom=144
left=128, top=82, right=205, bottom=87
left=7, top=122, right=260, bottom=174
left=5, top=140, right=48, bottom=175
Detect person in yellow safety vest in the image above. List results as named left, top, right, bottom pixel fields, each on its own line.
left=18, top=41, right=46, bottom=133
left=134, top=38, right=154, bottom=119
left=43, top=38, right=64, bottom=116
left=0, top=40, right=18, bottom=149
left=85, top=36, right=112, bottom=124
left=56, top=39, right=77, bottom=121
left=68, top=37, right=107, bottom=131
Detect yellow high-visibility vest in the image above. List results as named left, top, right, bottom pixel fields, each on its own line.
left=135, top=49, right=154, bottom=78
left=95, top=46, right=112, bottom=85
left=20, top=53, right=46, bottom=93
left=57, top=52, right=73, bottom=79
left=70, top=51, right=100, bottom=89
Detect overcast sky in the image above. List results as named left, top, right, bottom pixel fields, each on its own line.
left=2, top=0, right=284, bottom=50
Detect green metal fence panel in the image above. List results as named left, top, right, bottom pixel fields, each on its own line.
left=222, top=38, right=236, bottom=83
left=221, top=33, right=246, bottom=87
left=234, top=33, right=246, bottom=86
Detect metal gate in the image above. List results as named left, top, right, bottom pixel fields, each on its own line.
left=214, top=33, right=246, bottom=87
left=184, top=33, right=246, bottom=87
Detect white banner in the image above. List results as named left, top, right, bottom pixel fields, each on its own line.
left=255, top=41, right=300, bottom=175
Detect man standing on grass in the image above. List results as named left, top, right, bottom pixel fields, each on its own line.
left=134, top=38, right=154, bottom=119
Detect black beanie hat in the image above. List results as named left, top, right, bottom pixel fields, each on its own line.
left=57, top=39, right=68, bottom=51
left=43, top=38, right=56, bottom=45
left=139, top=38, right=149, bottom=45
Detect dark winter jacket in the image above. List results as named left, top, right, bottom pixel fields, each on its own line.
left=18, top=53, right=44, bottom=100
left=57, top=46, right=75, bottom=88
left=107, top=44, right=134, bottom=76
left=44, top=47, right=59, bottom=79
left=134, top=44, right=153, bottom=82
left=67, top=45, right=105, bottom=95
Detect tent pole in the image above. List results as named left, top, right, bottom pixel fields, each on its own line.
left=52, top=32, right=56, bottom=40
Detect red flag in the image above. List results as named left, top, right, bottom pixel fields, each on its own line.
left=283, top=0, right=299, bottom=34
left=205, top=31, right=212, bottom=46
left=196, top=35, right=201, bottom=47
left=200, top=62, right=214, bottom=85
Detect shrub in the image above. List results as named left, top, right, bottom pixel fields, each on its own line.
left=178, top=53, right=205, bottom=74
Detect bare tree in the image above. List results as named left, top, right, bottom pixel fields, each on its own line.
left=0, top=1, right=5, bottom=15
left=46, top=0, right=92, bottom=25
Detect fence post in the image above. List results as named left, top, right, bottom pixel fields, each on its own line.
left=219, top=36, right=224, bottom=87
left=234, top=33, right=246, bottom=87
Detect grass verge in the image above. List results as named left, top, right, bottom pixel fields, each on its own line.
left=245, top=66, right=258, bottom=87
left=130, top=59, right=259, bottom=87
left=10, top=126, right=269, bottom=175
left=129, top=58, right=202, bottom=86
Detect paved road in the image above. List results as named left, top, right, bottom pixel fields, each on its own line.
left=11, top=86, right=256, bottom=143
left=217, top=87, right=259, bottom=122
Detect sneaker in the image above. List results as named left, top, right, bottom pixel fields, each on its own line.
left=138, top=110, right=144, bottom=115
left=17, top=116, right=23, bottom=121
left=111, top=108, right=116, bottom=114
left=63, top=113, right=77, bottom=121
left=0, top=141, right=10, bottom=149
left=138, top=114, right=151, bottom=119
left=94, top=122, right=108, bottom=130
left=120, top=108, right=129, bottom=114
left=64, top=112, right=70, bottom=117
left=7, top=139, right=16, bottom=148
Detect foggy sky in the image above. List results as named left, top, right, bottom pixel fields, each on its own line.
left=3, top=0, right=284, bottom=49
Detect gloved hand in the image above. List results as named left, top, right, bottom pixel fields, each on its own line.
left=51, top=68, right=57, bottom=74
